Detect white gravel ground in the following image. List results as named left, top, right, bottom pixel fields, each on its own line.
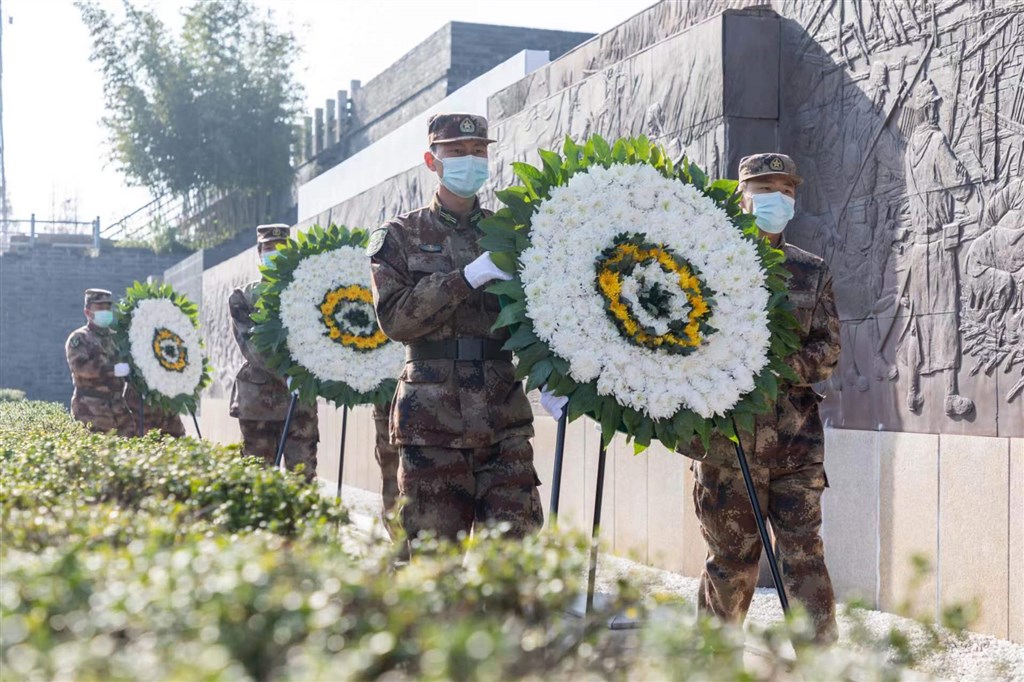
left=321, top=480, right=1024, bottom=681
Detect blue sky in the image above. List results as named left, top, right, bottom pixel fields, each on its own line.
left=1, top=0, right=655, bottom=227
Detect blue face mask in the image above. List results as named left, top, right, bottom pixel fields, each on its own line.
left=261, top=252, right=276, bottom=268
left=92, top=310, right=114, bottom=328
left=751, top=192, right=796, bottom=234
left=438, top=154, right=489, bottom=198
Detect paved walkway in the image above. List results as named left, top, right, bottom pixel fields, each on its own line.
left=321, top=479, right=1024, bottom=681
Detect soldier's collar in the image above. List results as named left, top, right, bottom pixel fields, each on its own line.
left=431, top=193, right=485, bottom=228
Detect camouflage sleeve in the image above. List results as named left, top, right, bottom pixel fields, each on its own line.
left=65, top=332, right=114, bottom=381
left=369, top=227, right=473, bottom=342
left=786, top=274, right=841, bottom=386
left=228, top=288, right=272, bottom=371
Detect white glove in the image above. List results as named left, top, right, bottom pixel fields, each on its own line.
left=113, top=363, right=130, bottom=377
left=539, top=387, right=568, bottom=420
left=463, top=252, right=512, bottom=289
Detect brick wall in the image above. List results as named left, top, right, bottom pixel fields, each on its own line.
left=0, top=246, right=186, bottom=404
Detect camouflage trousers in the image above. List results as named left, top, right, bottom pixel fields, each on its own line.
left=693, top=460, right=838, bottom=644
left=71, top=395, right=137, bottom=437
left=398, top=435, right=543, bottom=543
left=238, top=409, right=319, bottom=481
left=143, top=409, right=186, bottom=438
left=373, top=403, right=401, bottom=537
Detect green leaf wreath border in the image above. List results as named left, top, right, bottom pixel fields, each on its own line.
left=250, top=223, right=398, bottom=409
left=113, top=280, right=213, bottom=416
left=482, top=134, right=803, bottom=452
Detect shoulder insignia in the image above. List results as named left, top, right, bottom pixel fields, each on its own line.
left=366, top=227, right=389, bottom=257
left=70, top=335, right=82, bottom=348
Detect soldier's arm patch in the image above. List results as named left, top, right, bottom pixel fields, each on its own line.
left=366, top=227, right=389, bottom=257
left=70, top=335, right=81, bottom=348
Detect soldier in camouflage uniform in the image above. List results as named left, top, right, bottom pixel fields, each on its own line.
left=65, top=288, right=137, bottom=435
left=137, top=399, right=186, bottom=438
left=369, top=113, right=543, bottom=542
left=229, top=224, right=319, bottom=481
left=680, top=154, right=841, bottom=644
left=372, top=400, right=402, bottom=536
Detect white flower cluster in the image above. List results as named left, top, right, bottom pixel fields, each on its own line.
left=128, top=298, right=205, bottom=399
left=279, top=246, right=404, bottom=393
left=520, top=163, right=771, bottom=420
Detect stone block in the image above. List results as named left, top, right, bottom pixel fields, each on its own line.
left=1011, top=438, right=1023, bottom=644
left=646, top=446, right=690, bottom=574
left=613, top=436, right=650, bottom=562
left=879, top=431, right=939, bottom=618
left=821, top=427, right=879, bottom=605
left=939, top=434, right=1009, bottom=639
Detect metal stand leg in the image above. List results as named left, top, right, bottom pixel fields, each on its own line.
left=189, top=409, right=202, bottom=440
left=548, top=411, right=568, bottom=523
left=274, top=393, right=298, bottom=469
left=335, top=405, right=349, bottom=499
left=732, top=420, right=789, bottom=613
left=585, top=439, right=608, bottom=616
left=138, top=393, right=145, bottom=436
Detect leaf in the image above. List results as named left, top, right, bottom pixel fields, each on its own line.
left=568, top=382, right=599, bottom=421
left=538, top=149, right=563, bottom=184
left=634, top=418, right=654, bottom=449
left=501, top=324, right=539, bottom=351
left=733, top=410, right=755, bottom=436
left=491, top=300, right=525, bottom=331
left=592, top=135, right=611, bottom=162
left=488, top=251, right=517, bottom=274
left=525, top=359, right=554, bottom=392
left=513, top=342, right=548, bottom=376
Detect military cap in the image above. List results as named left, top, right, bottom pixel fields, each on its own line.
left=428, top=113, right=495, bottom=145
left=738, top=153, right=803, bottom=185
left=84, top=288, right=113, bottom=306
left=256, top=224, right=290, bottom=244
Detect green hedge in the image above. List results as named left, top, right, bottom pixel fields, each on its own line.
left=0, top=402, right=951, bottom=680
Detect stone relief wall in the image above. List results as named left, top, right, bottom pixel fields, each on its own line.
left=774, top=0, right=1024, bottom=437
left=283, top=1, right=1024, bottom=437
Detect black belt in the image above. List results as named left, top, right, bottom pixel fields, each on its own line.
left=406, top=338, right=511, bottom=362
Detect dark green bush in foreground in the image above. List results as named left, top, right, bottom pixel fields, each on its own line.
left=0, top=402, right=956, bottom=681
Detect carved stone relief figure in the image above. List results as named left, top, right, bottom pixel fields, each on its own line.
left=961, top=177, right=1024, bottom=403
left=897, top=78, right=975, bottom=417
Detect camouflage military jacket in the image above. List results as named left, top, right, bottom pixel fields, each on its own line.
left=65, top=323, right=136, bottom=434
left=680, top=242, right=841, bottom=469
left=369, top=193, right=534, bottom=449
left=228, top=282, right=293, bottom=421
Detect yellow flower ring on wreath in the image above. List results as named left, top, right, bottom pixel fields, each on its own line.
left=151, top=327, right=189, bottom=373
left=595, top=236, right=715, bottom=355
left=318, top=284, right=390, bottom=352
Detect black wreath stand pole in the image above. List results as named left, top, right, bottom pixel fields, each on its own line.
left=548, top=411, right=568, bottom=523
left=188, top=409, right=203, bottom=439
left=274, top=388, right=299, bottom=469
left=731, top=416, right=789, bottom=613
left=335, top=405, right=349, bottom=499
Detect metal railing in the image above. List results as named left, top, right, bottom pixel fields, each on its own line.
left=101, top=192, right=183, bottom=244
left=1, top=214, right=101, bottom=253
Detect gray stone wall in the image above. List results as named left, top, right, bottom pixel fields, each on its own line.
left=338, top=23, right=595, bottom=160
left=0, top=246, right=185, bottom=403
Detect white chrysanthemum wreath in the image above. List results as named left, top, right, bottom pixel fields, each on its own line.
left=251, top=224, right=403, bottom=407
left=482, top=135, right=801, bottom=451
left=113, top=281, right=212, bottom=415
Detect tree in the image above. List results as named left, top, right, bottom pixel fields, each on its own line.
left=77, top=0, right=303, bottom=201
